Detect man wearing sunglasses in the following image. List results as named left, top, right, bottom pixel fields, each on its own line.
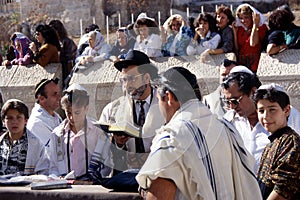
left=221, top=67, right=268, bottom=173
left=97, top=50, right=164, bottom=191
left=222, top=66, right=300, bottom=173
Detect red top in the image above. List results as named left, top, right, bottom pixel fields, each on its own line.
left=237, top=24, right=267, bottom=72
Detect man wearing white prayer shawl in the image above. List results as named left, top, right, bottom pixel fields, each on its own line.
left=136, top=67, right=262, bottom=200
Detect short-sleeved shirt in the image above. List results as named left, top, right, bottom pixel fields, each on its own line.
left=236, top=24, right=267, bottom=72
left=267, top=30, right=286, bottom=46
left=0, top=133, right=28, bottom=175
left=257, top=126, right=300, bottom=199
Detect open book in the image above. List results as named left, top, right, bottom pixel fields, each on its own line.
left=94, top=121, right=141, bottom=138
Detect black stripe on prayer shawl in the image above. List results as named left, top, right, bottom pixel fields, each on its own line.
left=184, top=120, right=218, bottom=200
left=150, top=135, right=175, bottom=156
left=220, top=118, right=257, bottom=178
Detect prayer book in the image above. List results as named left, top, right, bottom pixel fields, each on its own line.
left=31, top=180, right=70, bottom=190
left=94, top=121, right=141, bottom=138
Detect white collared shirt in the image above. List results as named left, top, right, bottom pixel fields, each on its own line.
left=224, top=110, right=270, bottom=173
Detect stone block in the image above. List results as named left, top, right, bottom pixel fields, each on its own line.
left=0, top=63, right=62, bottom=113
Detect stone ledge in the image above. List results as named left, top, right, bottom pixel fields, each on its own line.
left=0, top=63, right=62, bottom=112
left=0, top=50, right=299, bottom=119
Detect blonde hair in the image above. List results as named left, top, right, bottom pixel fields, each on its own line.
left=237, top=5, right=253, bottom=18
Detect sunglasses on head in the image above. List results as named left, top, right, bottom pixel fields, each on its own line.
left=223, top=95, right=244, bottom=106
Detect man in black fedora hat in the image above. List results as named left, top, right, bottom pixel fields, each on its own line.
left=95, top=50, right=164, bottom=191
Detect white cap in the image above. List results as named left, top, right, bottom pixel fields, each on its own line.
left=257, top=83, right=287, bottom=94
left=65, top=83, right=87, bottom=92
left=229, top=65, right=254, bottom=75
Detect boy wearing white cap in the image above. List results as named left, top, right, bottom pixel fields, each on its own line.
left=48, top=83, right=112, bottom=180
left=253, top=84, right=300, bottom=199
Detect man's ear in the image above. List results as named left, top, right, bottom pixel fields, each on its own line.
left=284, top=104, right=291, bottom=118
left=165, top=91, right=175, bottom=105
left=250, top=87, right=257, bottom=97
left=37, top=95, right=45, bottom=103
left=144, top=73, right=151, bottom=83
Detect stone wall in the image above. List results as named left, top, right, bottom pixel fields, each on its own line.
left=20, top=0, right=104, bottom=36
left=0, top=50, right=299, bottom=119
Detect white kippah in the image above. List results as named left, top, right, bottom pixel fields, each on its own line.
left=229, top=65, right=254, bottom=75
left=258, top=83, right=287, bottom=94
left=65, top=83, right=87, bottom=92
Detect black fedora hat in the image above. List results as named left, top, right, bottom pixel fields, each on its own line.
left=114, top=50, right=158, bottom=79
left=114, top=50, right=153, bottom=71
left=223, top=59, right=237, bottom=67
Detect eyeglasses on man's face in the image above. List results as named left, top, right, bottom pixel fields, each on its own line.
left=119, top=74, right=144, bottom=83
left=223, top=94, right=244, bottom=106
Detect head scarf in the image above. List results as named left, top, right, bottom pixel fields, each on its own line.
left=14, top=36, right=31, bottom=59
left=88, top=30, right=105, bottom=56
left=235, top=3, right=267, bottom=30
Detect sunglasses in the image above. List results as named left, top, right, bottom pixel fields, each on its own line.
left=223, top=95, right=244, bottom=106
left=119, top=74, right=144, bottom=83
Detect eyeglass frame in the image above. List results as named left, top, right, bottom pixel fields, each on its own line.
left=119, top=73, right=144, bottom=83
left=222, top=94, right=244, bottom=106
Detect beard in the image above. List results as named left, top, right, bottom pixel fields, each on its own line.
left=127, top=84, right=147, bottom=100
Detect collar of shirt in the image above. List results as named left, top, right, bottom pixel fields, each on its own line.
left=63, top=118, right=91, bottom=138
left=268, top=126, right=291, bottom=142
left=134, top=94, right=151, bottom=114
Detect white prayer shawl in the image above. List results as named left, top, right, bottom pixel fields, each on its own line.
left=27, top=103, right=62, bottom=146
left=289, top=106, right=300, bottom=135
left=136, top=99, right=262, bottom=200
left=99, top=89, right=164, bottom=154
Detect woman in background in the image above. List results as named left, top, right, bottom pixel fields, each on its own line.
left=2, top=35, right=33, bottom=66
left=207, top=5, right=235, bottom=55
left=133, top=13, right=162, bottom=57
left=186, top=13, right=221, bottom=58
left=75, top=30, right=111, bottom=65
left=49, top=20, right=77, bottom=84
left=232, top=3, right=267, bottom=73
left=29, top=24, right=61, bottom=67
left=161, top=14, right=191, bottom=57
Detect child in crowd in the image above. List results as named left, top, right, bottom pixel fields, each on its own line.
left=48, top=84, right=112, bottom=180
left=253, top=83, right=300, bottom=199
left=0, top=99, right=49, bottom=175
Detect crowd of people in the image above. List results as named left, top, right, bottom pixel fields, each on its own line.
left=0, top=3, right=300, bottom=200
